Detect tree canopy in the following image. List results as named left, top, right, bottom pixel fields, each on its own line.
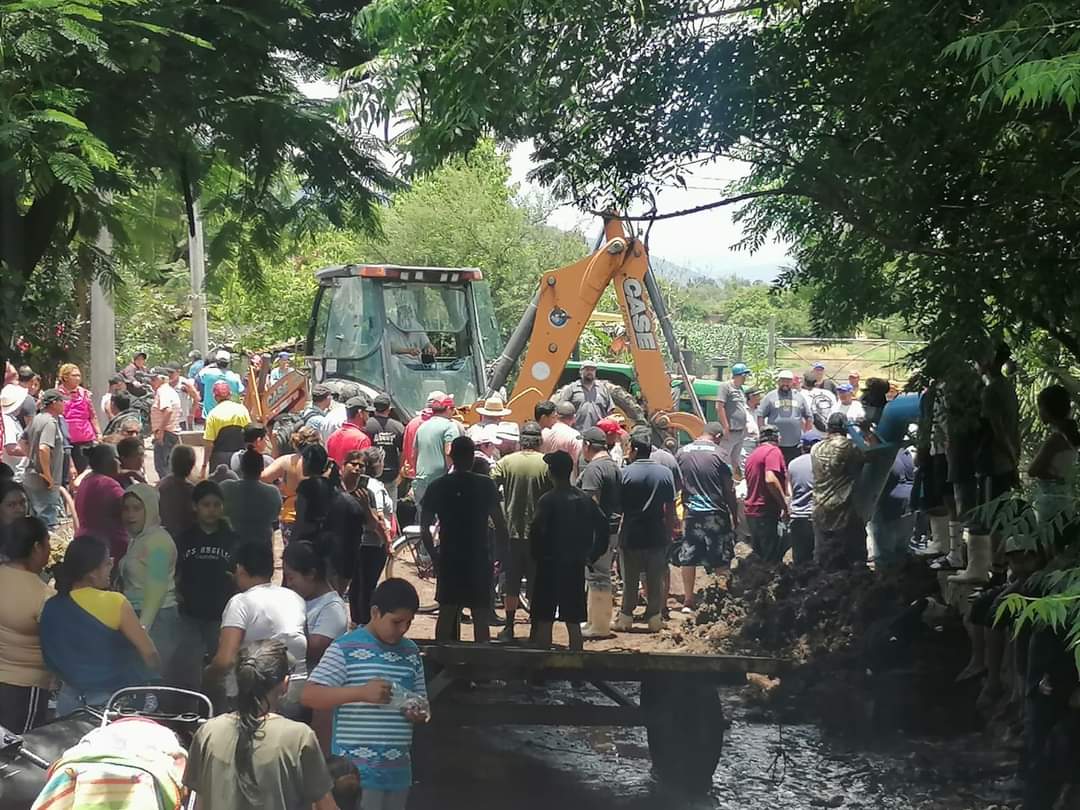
left=111, top=142, right=588, bottom=359
left=1, top=0, right=394, bottom=355
left=356, top=0, right=1080, bottom=369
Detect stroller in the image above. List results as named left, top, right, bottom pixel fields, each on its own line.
left=0, top=687, right=211, bottom=810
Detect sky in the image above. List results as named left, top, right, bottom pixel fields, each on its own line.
left=508, top=143, right=792, bottom=283
left=301, top=81, right=790, bottom=282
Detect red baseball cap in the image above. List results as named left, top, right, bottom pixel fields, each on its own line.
left=596, top=418, right=627, bottom=437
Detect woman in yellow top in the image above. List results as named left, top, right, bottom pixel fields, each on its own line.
left=40, top=536, right=160, bottom=714
left=262, top=425, right=322, bottom=545
left=120, top=483, right=180, bottom=681
left=0, top=517, right=54, bottom=731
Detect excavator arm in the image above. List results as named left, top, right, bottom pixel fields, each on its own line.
left=496, top=217, right=704, bottom=439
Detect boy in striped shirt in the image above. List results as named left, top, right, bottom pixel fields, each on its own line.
left=303, top=578, right=428, bottom=810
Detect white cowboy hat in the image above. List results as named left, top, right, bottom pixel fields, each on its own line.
left=476, top=395, right=512, bottom=417
left=495, top=421, right=520, bottom=445
left=1, top=385, right=23, bottom=416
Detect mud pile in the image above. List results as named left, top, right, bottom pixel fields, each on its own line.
left=668, top=557, right=941, bottom=663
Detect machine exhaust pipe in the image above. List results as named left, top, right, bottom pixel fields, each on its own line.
left=486, top=288, right=540, bottom=397
left=643, top=262, right=705, bottom=422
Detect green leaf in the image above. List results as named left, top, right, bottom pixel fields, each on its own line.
left=57, top=2, right=103, bottom=21
left=116, top=19, right=214, bottom=49
left=30, top=109, right=89, bottom=130
left=13, top=30, right=53, bottom=60
left=57, top=17, right=107, bottom=52
left=47, top=152, right=94, bottom=191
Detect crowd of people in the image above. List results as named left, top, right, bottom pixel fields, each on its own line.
left=1, top=345, right=1078, bottom=808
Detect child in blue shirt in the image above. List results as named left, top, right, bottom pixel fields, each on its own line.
left=303, top=578, right=428, bottom=810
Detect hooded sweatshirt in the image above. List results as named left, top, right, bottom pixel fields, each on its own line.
left=119, top=482, right=178, bottom=629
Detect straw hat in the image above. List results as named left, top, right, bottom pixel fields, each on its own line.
left=476, top=395, right=512, bottom=417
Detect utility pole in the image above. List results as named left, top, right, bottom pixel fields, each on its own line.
left=188, top=199, right=209, bottom=355
left=90, top=226, right=116, bottom=425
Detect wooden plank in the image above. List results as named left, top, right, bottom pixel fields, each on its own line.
left=419, top=643, right=788, bottom=681
left=431, top=702, right=649, bottom=727
left=591, top=680, right=637, bottom=707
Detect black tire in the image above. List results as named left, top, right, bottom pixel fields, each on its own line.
left=642, top=677, right=725, bottom=792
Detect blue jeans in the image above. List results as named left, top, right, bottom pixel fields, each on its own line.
left=173, top=615, right=220, bottom=691
left=24, top=481, right=61, bottom=529
left=869, top=513, right=914, bottom=568
left=142, top=605, right=182, bottom=679
left=152, top=431, right=179, bottom=480
left=56, top=683, right=113, bottom=716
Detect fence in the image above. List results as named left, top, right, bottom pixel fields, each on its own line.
left=772, top=337, right=925, bottom=382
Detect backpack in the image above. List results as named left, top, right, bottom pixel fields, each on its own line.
left=804, top=388, right=836, bottom=432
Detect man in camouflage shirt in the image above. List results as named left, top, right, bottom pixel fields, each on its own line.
left=811, top=413, right=867, bottom=569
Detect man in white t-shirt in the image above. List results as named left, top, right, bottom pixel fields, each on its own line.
left=835, top=383, right=866, bottom=424
left=205, top=543, right=307, bottom=713
left=802, top=371, right=838, bottom=432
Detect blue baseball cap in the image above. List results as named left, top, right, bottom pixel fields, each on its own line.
left=731, top=363, right=751, bottom=376
left=836, top=382, right=854, bottom=393
left=813, top=362, right=825, bottom=370
left=801, top=430, right=824, bottom=445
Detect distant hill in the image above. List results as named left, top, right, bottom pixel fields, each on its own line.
left=648, top=255, right=711, bottom=286
left=579, top=223, right=746, bottom=285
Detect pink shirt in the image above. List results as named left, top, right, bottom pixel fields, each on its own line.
left=402, top=410, right=431, bottom=478
left=75, top=473, right=128, bottom=560
left=62, top=386, right=96, bottom=444
left=542, top=421, right=583, bottom=472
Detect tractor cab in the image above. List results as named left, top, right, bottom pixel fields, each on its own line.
left=557, top=360, right=640, bottom=399
left=307, top=264, right=502, bottom=419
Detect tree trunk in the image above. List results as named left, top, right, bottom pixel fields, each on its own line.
left=0, top=173, right=73, bottom=362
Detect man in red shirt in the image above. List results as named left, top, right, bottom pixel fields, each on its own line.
left=326, top=395, right=373, bottom=468
left=743, top=426, right=789, bottom=563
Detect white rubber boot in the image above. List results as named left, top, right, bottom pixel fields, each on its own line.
left=918, top=514, right=950, bottom=556
left=948, top=533, right=992, bottom=584
left=947, top=522, right=966, bottom=568
left=582, top=590, right=614, bottom=639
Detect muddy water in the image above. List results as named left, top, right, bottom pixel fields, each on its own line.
left=411, top=684, right=1019, bottom=810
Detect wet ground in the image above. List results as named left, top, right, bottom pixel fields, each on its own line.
left=411, top=683, right=1020, bottom=810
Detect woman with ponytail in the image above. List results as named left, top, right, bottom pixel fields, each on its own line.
left=183, top=639, right=338, bottom=810
left=262, top=425, right=322, bottom=545
left=39, top=535, right=160, bottom=713
left=1028, top=384, right=1080, bottom=546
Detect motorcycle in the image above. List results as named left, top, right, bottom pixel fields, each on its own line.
left=0, top=687, right=212, bottom=810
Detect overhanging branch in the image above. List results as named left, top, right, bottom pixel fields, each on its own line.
left=675, top=1, right=775, bottom=22
left=589, top=188, right=799, bottom=221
